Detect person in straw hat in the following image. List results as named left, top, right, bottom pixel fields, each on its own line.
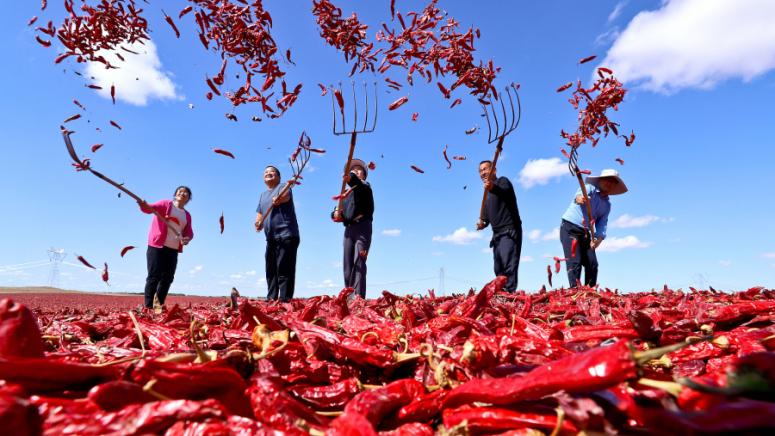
left=332, top=158, right=374, bottom=298
left=560, top=169, right=628, bottom=287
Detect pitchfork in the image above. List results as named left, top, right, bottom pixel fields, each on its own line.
left=61, top=128, right=183, bottom=242
left=567, top=147, right=596, bottom=242
left=478, top=83, right=522, bottom=223
left=330, top=81, right=378, bottom=218
left=255, top=132, right=313, bottom=230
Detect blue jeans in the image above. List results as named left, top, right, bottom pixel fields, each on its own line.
left=491, top=228, right=522, bottom=292
left=560, top=220, right=598, bottom=287
left=265, top=237, right=299, bottom=302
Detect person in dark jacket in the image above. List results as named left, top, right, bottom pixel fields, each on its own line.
left=476, top=160, right=522, bottom=292
left=255, top=165, right=300, bottom=302
left=332, top=159, right=374, bottom=298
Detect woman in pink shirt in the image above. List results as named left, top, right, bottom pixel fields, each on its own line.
left=138, top=186, right=194, bottom=309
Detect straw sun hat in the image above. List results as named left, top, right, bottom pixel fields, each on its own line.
left=586, top=169, right=628, bottom=195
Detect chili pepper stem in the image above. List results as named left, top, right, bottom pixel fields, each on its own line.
left=91, top=355, right=144, bottom=367
left=155, top=352, right=197, bottom=363
left=190, top=319, right=212, bottom=363
left=632, top=336, right=710, bottom=365
left=677, top=377, right=743, bottom=396
left=395, top=352, right=422, bottom=363
left=549, top=407, right=565, bottom=436
left=315, top=410, right=343, bottom=416
left=637, top=378, right=683, bottom=396
left=142, top=379, right=172, bottom=401
left=128, top=310, right=146, bottom=356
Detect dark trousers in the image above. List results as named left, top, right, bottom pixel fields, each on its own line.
left=344, top=220, right=372, bottom=298
left=491, top=228, right=522, bottom=292
left=144, top=246, right=178, bottom=308
left=265, top=237, right=299, bottom=302
left=560, top=219, right=598, bottom=287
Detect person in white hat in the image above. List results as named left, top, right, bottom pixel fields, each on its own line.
left=559, top=169, right=628, bottom=287
left=331, top=158, right=374, bottom=298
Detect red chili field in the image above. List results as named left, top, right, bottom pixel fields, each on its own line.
left=2, top=279, right=775, bottom=435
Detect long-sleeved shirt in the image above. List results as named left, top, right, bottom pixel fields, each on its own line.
left=257, top=185, right=299, bottom=240
left=341, top=173, right=374, bottom=226
left=561, top=184, right=611, bottom=239
left=140, top=199, right=194, bottom=252
left=482, top=176, right=522, bottom=234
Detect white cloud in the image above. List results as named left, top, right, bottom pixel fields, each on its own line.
left=431, top=251, right=445, bottom=256
left=610, top=214, right=671, bottom=228
left=245, top=270, right=257, bottom=276
left=522, top=255, right=535, bottom=262
left=189, top=265, right=204, bottom=275
left=595, top=28, right=621, bottom=46
left=527, top=229, right=542, bottom=242
left=432, top=227, right=483, bottom=245
left=763, top=252, right=775, bottom=259
left=600, top=0, right=775, bottom=93
left=382, top=229, right=401, bottom=237
left=86, top=39, right=181, bottom=106
left=597, top=236, right=652, bottom=252
left=518, top=158, right=568, bottom=189
left=331, top=261, right=343, bottom=268
left=306, top=279, right=337, bottom=290
left=229, top=274, right=243, bottom=280
left=718, top=260, right=732, bottom=267
left=481, top=248, right=491, bottom=254
left=542, top=228, right=560, bottom=241
left=608, top=1, right=628, bottom=22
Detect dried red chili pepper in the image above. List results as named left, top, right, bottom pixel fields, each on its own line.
left=288, top=377, right=361, bottom=411
left=444, top=340, right=690, bottom=408
left=344, top=379, right=424, bottom=427
left=0, top=299, right=44, bottom=358
left=443, top=406, right=578, bottom=434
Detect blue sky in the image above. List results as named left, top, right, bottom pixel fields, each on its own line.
left=1, top=0, right=774, bottom=296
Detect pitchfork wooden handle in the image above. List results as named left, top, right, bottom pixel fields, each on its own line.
left=337, top=132, right=358, bottom=212
left=479, top=139, right=505, bottom=222
left=256, top=181, right=295, bottom=229
left=575, top=171, right=596, bottom=244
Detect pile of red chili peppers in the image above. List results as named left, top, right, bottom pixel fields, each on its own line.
left=2, top=279, right=774, bottom=434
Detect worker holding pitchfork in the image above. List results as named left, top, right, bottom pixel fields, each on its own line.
left=332, top=159, right=374, bottom=298
left=255, top=165, right=300, bottom=302
left=560, top=169, right=628, bottom=287
left=476, top=161, right=523, bottom=292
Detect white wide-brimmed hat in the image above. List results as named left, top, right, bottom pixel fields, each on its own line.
left=349, top=158, right=368, bottom=177
left=586, top=169, right=628, bottom=195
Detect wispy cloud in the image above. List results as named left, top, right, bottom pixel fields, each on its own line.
left=542, top=228, right=560, bottom=241
left=608, top=1, right=628, bottom=22
left=305, top=279, right=338, bottom=290
left=381, top=229, right=401, bottom=237
left=597, top=236, right=652, bottom=252
left=522, top=255, right=535, bottom=262
left=189, top=265, right=204, bottom=275
left=600, top=0, right=775, bottom=93
left=432, top=227, right=483, bottom=245
left=763, top=252, right=775, bottom=259
left=528, top=228, right=559, bottom=242
left=85, top=39, right=181, bottom=106
left=718, top=260, right=732, bottom=267
left=611, top=214, right=672, bottom=228
left=518, top=158, right=568, bottom=189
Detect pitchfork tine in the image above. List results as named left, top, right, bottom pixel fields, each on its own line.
left=351, top=81, right=358, bottom=133
left=362, top=82, right=369, bottom=132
